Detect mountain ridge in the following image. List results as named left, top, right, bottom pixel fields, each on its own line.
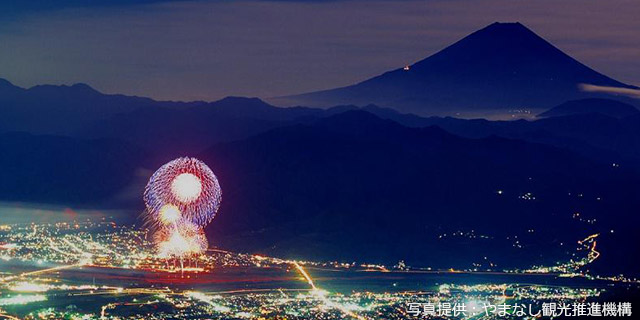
left=277, top=22, right=637, bottom=116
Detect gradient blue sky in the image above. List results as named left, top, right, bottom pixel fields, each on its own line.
left=0, top=0, right=638, bottom=101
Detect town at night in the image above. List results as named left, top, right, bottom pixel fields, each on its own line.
left=0, top=217, right=637, bottom=319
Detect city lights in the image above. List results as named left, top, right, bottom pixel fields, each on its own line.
left=0, top=219, right=633, bottom=319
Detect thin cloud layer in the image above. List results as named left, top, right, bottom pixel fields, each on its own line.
left=580, top=84, right=640, bottom=99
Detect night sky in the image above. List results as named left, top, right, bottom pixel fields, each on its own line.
left=0, top=0, right=638, bottom=101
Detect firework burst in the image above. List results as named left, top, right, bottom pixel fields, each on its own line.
left=143, top=157, right=221, bottom=264
left=144, top=157, right=221, bottom=228
left=154, top=220, right=208, bottom=258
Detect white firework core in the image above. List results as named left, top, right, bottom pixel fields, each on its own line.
left=171, top=173, right=202, bottom=203
left=154, top=220, right=208, bottom=258
left=144, top=157, right=222, bottom=227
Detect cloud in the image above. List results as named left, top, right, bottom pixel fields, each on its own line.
left=580, top=83, right=640, bottom=99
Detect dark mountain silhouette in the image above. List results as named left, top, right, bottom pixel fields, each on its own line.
left=201, top=111, right=640, bottom=273
left=278, top=22, right=638, bottom=116
left=402, top=113, right=640, bottom=165
left=0, top=78, right=201, bottom=135
left=208, top=96, right=323, bottom=121
left=0, top=77, right=417, bottom=142
left=7, top=73, right=639, bottom=171
left=82, top=97, right=418, bottom=160
left=82, top=99, right=289, bottom=163
left=0, top=78, right=325, bottom=160
left=538, top=98, right=639, bottom=118
left=0, top=75, right=451, bottom=160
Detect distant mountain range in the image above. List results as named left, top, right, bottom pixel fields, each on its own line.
left=1, top=29, right=640, bottom=275
left=0, top=79, right=171, bottom=135
left=276, top=22, right=639, bottom=117
left=397, top=101, right=640, bottom=165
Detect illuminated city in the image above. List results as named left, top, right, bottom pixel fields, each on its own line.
left=0, top=159, right=638, bottom=319
left=0, top=219, right=636, bottom=319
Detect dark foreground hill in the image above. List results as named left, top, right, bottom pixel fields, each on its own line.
left=278, top=22, right=638, bottom=116
left=0, top=132, right=146, bottom=204
left=201, top=111, right=640, bottom=274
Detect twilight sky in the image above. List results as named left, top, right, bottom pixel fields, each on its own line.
left=0, top=0, right=638, bottom=101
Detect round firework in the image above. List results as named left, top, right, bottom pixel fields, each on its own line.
left=144, top=157, right=221, bottom=227
left=154, top=220, right=208, bottom=258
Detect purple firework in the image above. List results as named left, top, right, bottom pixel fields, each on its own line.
left=144, top=157, right=221, bottom=227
